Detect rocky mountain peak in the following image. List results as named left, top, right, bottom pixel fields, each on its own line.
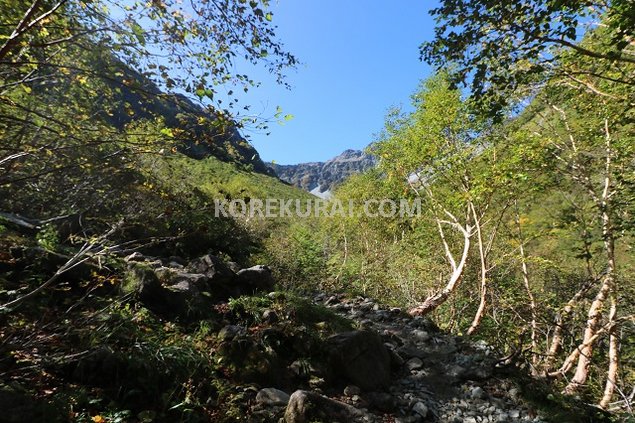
left=269, top=149, right=376, bottom=198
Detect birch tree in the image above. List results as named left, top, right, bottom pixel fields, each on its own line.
left=373, top=74, right=504, bottom=319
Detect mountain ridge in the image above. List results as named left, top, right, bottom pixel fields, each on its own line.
left=269, top=149, right=376, bottom=197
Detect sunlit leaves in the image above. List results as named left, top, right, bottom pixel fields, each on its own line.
left=422, top=0, right=635, bottom=118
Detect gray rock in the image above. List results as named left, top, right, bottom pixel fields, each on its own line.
left=446, top=364, right=467, bottom=380
left=226, top=261, right=241, bottom=273
left=262, top=309, right=279, bottom=323
left=412, top=401, right=428, bottom=418
left=236, top=265, right=275, bottom=294
left=187, top=254, right=235, bottom=285
left=344, top=385, right=361, bottom=396
left=412, top=330, right=430, bottom=342
left=406, top=357, right=424, bottom=371
left=155, top=267, right=209, bottom=290
left=327, top=330, right=391, bottom=391
left=164, top=279, right=212, bottom=317
left=123, top=263, right=190, bottom=316
left=283, top=390, right=367, bottom=423
left=256, top=388, right=290, bottom=406
left=470, top=386, right=486, bottom=399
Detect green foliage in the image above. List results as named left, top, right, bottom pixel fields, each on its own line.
left=259, top=220, right=329, bottom=290
left=228, top=292, right=353, bottom=334
left=36, top=224, right=60, bottom=252
left=422, top=0, right=635, bottom=116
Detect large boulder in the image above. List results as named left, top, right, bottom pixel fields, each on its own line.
left=123, top=264, right=171, bottom=314
left=283, top=390, right=368, bottom=423
left=256, top=387, right=290, bottom=406
left=235, top=265, right=275, bottom=294
left=187, top=254, right=235, bottom=285
left=186, top=254, right=244, bottom=300
left=326, top=330, right=391, bottom=391
left=154, top=267, right=209, bottom=290
left=123, top=264, right=211, bottom=318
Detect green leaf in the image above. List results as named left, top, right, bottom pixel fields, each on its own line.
left=130, top=22, right=146, bottom=46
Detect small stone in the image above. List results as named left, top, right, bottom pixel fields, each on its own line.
left=262, top=309, right=279, bottom=323
left=412, top=401, right=428, bottom=418
left=509, top=409, right=521, bottom=418
left=256, top=388, right=290, bottom=406
left=226, top=261, right=241, bottom=273
left=447, top=364, right=466, bottom=379
left=471, top=386, right=486, bottom=399
left=412, top=330, right=430, bottom=342
left=406, top=357, right=424, bottom=371
left=344, top=385, right=361, bottom=396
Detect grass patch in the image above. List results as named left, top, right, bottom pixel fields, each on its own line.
left=228, top=291, right=353, bottom=334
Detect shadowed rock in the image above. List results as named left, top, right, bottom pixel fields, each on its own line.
left=326, top=330, right=391, bottom=391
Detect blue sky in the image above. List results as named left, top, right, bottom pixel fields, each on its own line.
left=232, top=1, right=438, bottom=165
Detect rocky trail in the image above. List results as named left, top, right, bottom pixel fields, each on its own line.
left=249, top=293, right=550, bottom=423
left=118, top=252, right=592, bottom=422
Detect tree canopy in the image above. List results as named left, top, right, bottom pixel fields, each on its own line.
left=422, top=0, right=635, bottom=116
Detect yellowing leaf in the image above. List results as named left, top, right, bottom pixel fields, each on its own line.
left=92, top=416, right=106, bottom=423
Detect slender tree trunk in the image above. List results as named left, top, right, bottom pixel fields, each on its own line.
left=564, top=212, right=616, bottom=394
left=514, top=206, right=538, bottom=373
left=564, top=119, right=617, bottom=395
left=545, top=221, right=596, bottom=373
left=409, top=218, right=471, bottom=316
left=467, top=203, right=487, bottom=335
left=544, top=280, right=593, bottom=373
left=599, top=295, right=619, bottom=409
